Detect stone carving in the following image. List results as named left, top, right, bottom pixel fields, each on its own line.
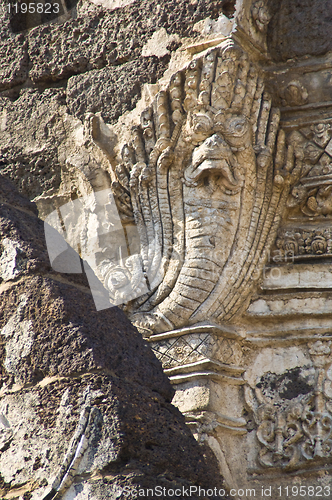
left=4, top=0, right=332, bottom=493
left=275, top=228, right=332, bottom=260
left=245, top=341, right=332, bottom=471
left=0, top=177, right=223, bottom=500
left=251, top=0, right=271, bottom=33
left=285, top=123, right=332, bottom=218
left=151, top=332, right=212, bottom=370
left=91, top=39, right=300, bottom=336
left=151, top=329, right=244, bottom=377
left=288, top=183, right=332, bottom=218
left=281, top=81, right=309, bottom=108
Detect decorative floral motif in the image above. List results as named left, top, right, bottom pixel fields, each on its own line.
left=311, top=236, right=328, bottom=255
left=285, top=122, right=332, bottom=218
left=275, top=228, right=331, bottom=259
left=246, top=341, right=332, bottom=471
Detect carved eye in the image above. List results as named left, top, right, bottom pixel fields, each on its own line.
left=194, top=122, right=207, bottom=133
left=226, top=116, right=248, bottom=137
left=110, top=271, right=129, bottom=288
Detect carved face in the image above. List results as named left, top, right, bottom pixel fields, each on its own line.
left=184, top=111, right=214, bottom=145
left=184, top=133, right=238, bottom=190
left=183, top=112, right=254, bottom=193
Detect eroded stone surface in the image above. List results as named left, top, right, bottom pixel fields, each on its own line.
left=0, top=10, right=28, bottom=91
left=0, top=239, right=27, bottom=281
left=0, top=89, right=66, bottom=199
left=0, top=0, right=236, bottom=206
left=268, top=0, right=332, bottom=61
left=25, top=0, right=233, bottom=84
left=66, top=55, right=171, bottom=124
left=0, top=177, right=227, bottom=499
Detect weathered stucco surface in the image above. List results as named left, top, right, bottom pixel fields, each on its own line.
left=2, top=0, right=332, bottom=498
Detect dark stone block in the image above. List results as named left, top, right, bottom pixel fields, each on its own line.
left=66, top=56, right=170, bottom=124
left=27, top=0, right=233, bottom=83
left=0, top=176, right=227, bottom=498
left=268, top=0, right=332, bottom=61
left=0, top=14, right=28, bottom=90
left=0, top=89, right=65, bottom=200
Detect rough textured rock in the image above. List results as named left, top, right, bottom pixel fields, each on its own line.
left=27, top=0, right=233, bottom=84
left=0, top=176, right=227, bottom=499
left=0, top=0, right=236, bottom=206
left=0, top=16, right=28, bottom=91
left=2, top=0, right=235, bottom=88
left=0, top=89, right=66, bottom=199
left=268, top=0, right=332, bottom=61
left=66, top=55, right=171, bottom=123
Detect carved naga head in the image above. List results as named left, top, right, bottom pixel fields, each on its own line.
left=91, top=39, right=297, bottom=336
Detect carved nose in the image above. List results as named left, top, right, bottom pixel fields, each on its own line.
left=205, top=134, right=224, bottom=149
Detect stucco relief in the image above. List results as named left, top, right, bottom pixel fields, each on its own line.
left=89, top=39, right=299, bottom=337
left=245, top=341, right=332, bottom=472
left=33, top=0, right=332, bottom=493
left=51, top=7, right=332, bottom=491
left=81, top=28, right=311, bottom=493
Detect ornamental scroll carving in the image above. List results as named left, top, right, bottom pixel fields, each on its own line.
left=274, top=228, right=332, bottom=260
left=270, top=121, right=332, bottom=262
left=245, top=341, right=332, bottom=472
left=90, top=39, right=300, bottom=336
left=286, top=122, right=332, bottom=218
